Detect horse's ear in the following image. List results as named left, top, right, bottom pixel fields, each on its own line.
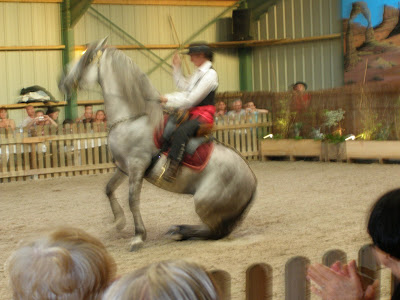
left=95, top=37, right=108, bottom=51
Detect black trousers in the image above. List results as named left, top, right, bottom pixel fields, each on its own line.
left=168, top=119, right=200, bottom=162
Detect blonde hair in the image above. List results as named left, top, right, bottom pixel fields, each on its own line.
left=8, top=227, right=116, bottom=300
left=103, top=260, right=219, bottom=300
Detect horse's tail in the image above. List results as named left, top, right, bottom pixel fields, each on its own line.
left=211, top=189, right=257, bottom=240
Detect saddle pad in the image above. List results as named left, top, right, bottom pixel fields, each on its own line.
left=154, top=116, right=214, bottom=172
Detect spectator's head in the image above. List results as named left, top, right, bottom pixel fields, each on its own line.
left=95, top=110, right=106, bottom=122
left=292, top=81, right=307, bottom=92
left=7, top=227, right=116, bottom=300
left=368, top=188, right=400, bottom=277
left=232, top=99, right=243, bottom=113
left=63, top=119, right=74, bottom=125
left=84, top=105, right=93, bottom=119
left=46, top=107, right=60, bottom=121
left=186, top=43, right=214, bottom=66
left=25, top=105, right=35, bottom=118
left=215, top=101, right=226, bottom=113
left=0, top=107, right=8, bottom=120
left=102, top=260, right=219, bottom=300
left=245, top=101, right=256, bottom=112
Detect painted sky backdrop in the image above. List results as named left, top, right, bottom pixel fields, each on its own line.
left=342, top=0, right=400, bottom=26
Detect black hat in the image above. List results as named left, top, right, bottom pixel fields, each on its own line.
left=46, top=106, right=60, bottom=115
left=293, top=81, right=308, bottom=90
left=185, top=43, right=212, bottom=55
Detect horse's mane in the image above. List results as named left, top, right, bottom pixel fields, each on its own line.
left=104, top=47, right=163, bottom=130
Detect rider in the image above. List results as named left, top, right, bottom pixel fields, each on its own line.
left=160, top=42, right=218, bottom=182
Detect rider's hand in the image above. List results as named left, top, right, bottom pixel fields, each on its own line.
left=160, top=96, right=168, bottom=105
left=172, top=52, right=181, bottom=68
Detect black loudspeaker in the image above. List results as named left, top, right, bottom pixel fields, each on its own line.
left=232, top=9, right=252, bottom=41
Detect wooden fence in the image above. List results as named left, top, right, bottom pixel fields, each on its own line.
left=0, top=113, right=272, bottom=183
left=210, top=244, right=390, bottom=300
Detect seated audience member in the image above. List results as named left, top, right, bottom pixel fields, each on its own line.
left=63, top=119, right=74, bottom=125
left=20, top=105, right=35, bottom=128
left=227, top=99, right=246, bottom=118
left=245, top=101, right=269, bottom=114
left=308, top=188, right=400, bottom=300
left=46, top=106, right=60, bottom=124
left=76, top=104, right=94, bottom=123
left=94, top=109, right=107, bottom=125
left=291, top=81, right=311, bottom=113
left=8, top=227, right=116, bottom=300
left=63, top=119, right=75, bottom=134
left=0, top=107, right=16, bottom=130
left=214, top=101, right=227, bottom=118
left=102, top=259, right=219, bottom=300
left=26, top=110, right=57, bottom=136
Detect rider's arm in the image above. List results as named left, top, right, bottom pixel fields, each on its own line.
left=165, top=69, right=218, bottom=110
left=172, top=64, right=190, bottom=90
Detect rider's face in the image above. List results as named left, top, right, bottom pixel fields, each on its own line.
left=190, top=53, right=207, bottom=67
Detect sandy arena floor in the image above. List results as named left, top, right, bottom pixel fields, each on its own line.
left=1, top=161, right=400, bottom=299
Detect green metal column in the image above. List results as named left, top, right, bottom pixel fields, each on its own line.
left=239, top=47, right=253, bottom=92
left=61, top=0, right=77, bottom=120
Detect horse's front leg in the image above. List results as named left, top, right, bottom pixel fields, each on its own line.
left=106, top=169, right=127, bottom=231
left=128, top=171, right=146, bottom=251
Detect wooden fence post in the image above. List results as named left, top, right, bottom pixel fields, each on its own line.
left=358, top=244, right=380, bottom=300
left=322, top=249, right=347, bottom=267
left=285, top=256, right=310, bottom=300
left=246, top=263, right=273, bottom=300
left=210, top=269, right=231, bottom=300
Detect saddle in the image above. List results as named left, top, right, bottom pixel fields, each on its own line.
left=153, top=112, right=214, bottom=171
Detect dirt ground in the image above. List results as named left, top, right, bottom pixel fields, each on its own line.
left=1, top=161, right=400, bottom=299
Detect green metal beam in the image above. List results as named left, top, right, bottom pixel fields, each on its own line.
left=147, top=0, right=245, bottom=75
left=61, top=0, right=78, bottom=120
left=70, top=0, right=93, bottom=27
left=88, top=7, right=171, bottom=73
left=238, top=47, right=253, bottom=91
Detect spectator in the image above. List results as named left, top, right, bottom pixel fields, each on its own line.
left=245, top=101, right=269, bottom=114
left=46, top=106, right=60, bottom=124
left=102, top=259, right=219, bottom=300
left=292, top=81, right=307, bottom=92
left=76, top=104, right=94, bottom=124
left=291, top=81, right=311, bottom=113
left=227, top=99, right=246, bottom=118
left=20, top=105, right=35, bottom=128
left=214, top=101, right=227, bottom=118
left=7, top=226, right=116, bottom=300
left=63, top=119, right=75, bottom=134
left=94, top=109, right=107, bottom=125
left=307, top=188, right=400, bottom=300
left=26, top=110, right=57, bottom=136
left=0, top=107, right=16, bottom=130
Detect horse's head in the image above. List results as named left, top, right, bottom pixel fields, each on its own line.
left=58, top=37, right=108, bottom=97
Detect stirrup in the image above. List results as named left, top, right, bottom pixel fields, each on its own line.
left=162, top=159, right=180, bottom=183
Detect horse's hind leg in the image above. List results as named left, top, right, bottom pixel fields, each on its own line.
left=128, top=171, right=147, bottom=251
left=167, top=224, right=212, bottom=240
left=106, top=169, right=127, bottom=231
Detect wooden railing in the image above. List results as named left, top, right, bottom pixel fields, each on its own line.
left=210, top=244, right=388, bottom=300
left=0, top=113, right=272, bottom=183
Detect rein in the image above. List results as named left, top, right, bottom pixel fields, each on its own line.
left=107, top=113, right=147, bottom=133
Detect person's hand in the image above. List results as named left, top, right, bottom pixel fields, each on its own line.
left=307, top=260, right=368, bottom=300
left=172, top=52, right=181, bottom=68
left=160, top=96, right=168, bottom=105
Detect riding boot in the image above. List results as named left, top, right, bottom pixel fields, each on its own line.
left=163, top=159, right=180, bottom=183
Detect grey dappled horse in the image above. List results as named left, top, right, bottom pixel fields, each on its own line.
left=59, top=38, right=257, bottom=251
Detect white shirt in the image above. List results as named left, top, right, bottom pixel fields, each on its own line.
left=20, top=116, right=34, bottom=128
left=164, top=60, right=218, bottom=110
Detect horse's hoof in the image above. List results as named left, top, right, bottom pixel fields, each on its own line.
left=129, top=236, right=144, bottom=252
left=166, top=225, right=184, bottom=241
left=115, top=216, right=126, bottom=231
